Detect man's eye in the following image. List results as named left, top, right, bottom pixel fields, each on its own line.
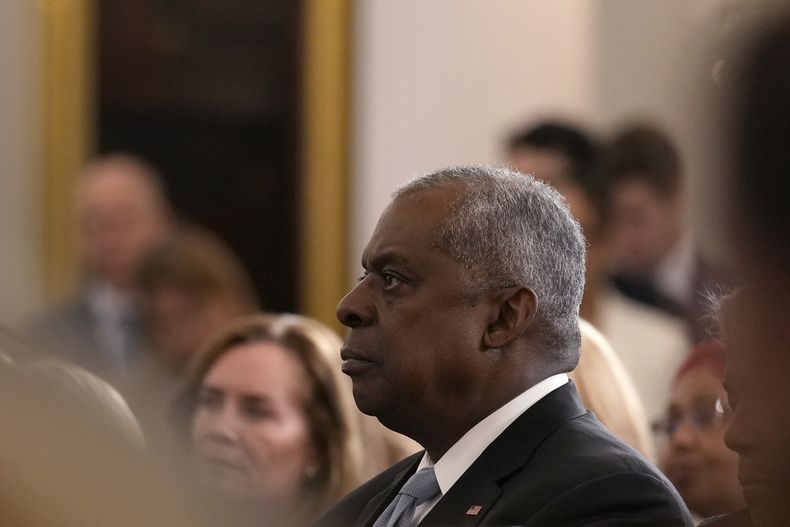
left=382, top=273, right=402, bottom=290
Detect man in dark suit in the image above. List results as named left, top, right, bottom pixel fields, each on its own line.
left=26, top=154, right=173, bottom=378
left=598, top=124, right=728, bottom=342
left=315, top=165, right=691, bottom=526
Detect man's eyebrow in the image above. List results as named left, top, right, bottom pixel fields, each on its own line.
left=363, top=251, right=413, bottom=272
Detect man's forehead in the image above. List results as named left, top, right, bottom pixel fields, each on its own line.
left=361, top=207, right=445, bottom=266
left=375, top=194, right=442, bottom=232
left=365, top=201, right=437, bottom=246
left=389, top=184, right=463, bottom=219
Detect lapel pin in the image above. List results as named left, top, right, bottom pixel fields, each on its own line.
left=465, top=505, right=482, bottom=516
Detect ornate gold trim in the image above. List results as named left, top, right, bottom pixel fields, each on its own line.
left=38, top=1, right=349, bottom=318
left=301, top=0, right=351, bottom=330
left=38, top=0, right=95, bottom=299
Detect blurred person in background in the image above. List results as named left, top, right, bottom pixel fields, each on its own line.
left=0, top=345, right=210, bottom=527
left=135, top=231, right=414, bottom=464
left=714, top=287, right=790, bottom=527
left=600, top=124, right=723, bottom=341
left=507, top=121, right=689, bottom=423
left=174, top=313, right=390, bottom=526
left=105, top=225, right=259, bottom=459
left=656, top=340, right=743, bottom=523
left=695, top=7, right=790, bottom=525
left=138, top=225, right=259, bottom=374
left=25, top=153, right=173, bottom=379
left=572, top=319, right=655, bottom=461
left=24, top=358, right=146, bottom=448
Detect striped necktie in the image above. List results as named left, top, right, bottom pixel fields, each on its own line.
left=372, top=467, right=440, bottom=527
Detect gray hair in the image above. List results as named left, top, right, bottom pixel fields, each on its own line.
left=393, top=164, right=586, bottom=368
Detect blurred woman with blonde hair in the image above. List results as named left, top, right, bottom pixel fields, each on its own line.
left=175, top=313, right=411, bottom=525
left=570, top=318, right=655, bottom=461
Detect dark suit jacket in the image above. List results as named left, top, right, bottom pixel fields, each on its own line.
left=611, top=253, right=732, bottom=343
left=25, top=292, right=147, bottom=387
left=26, top=295, right=103, bottom=369
left=314, top=382, right=692, bottom=526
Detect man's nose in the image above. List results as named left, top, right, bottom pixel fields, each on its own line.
left=337, top=281, right=375, bottom=328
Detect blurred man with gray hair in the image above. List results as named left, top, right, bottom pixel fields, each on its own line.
left=27, top=153, right=173, bottom=377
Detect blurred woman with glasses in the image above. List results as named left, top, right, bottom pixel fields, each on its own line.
left=656, top=340, right=744, bottom=522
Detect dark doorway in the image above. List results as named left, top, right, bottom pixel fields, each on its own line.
left=96, top=0, right=303, bottom=312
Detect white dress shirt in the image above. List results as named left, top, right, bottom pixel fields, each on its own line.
left=88, top=281, right=137, bottom=365
left=411, top=373, right=569, bottom=525
left=654, top=235, right=696, bottom=310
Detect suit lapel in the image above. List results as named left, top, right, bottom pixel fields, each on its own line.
left=420, top=462, right=502, bottom=526
left=356, top=455, right=422, bottom=527
left=478, top=381, right=587, bottom=481
left=419, top=382, right=587, bottom=526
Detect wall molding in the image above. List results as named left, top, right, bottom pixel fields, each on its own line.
left=301, top=0, right=351, bottom=330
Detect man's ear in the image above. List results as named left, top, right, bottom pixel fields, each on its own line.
left=482, top=286, right=538, bottom=349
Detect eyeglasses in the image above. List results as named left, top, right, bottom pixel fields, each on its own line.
left=652, top=398, right=729, bottom=439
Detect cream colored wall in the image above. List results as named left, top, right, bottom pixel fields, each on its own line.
left=0, top=0, right=43, bottom=326
left=349, top=0, right=708, bottom=281
left=594, top=0, right=727, bottom=259
left=350, top=0, right=597, bottom=277
left=594, top=0, right=704, bottom=131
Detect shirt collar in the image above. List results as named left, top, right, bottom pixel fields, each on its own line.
left=87, top=280, right=134, bottom=321
left=417, top=373, right=569, bottom=495
left=654, top=235, right=696, bottom=305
